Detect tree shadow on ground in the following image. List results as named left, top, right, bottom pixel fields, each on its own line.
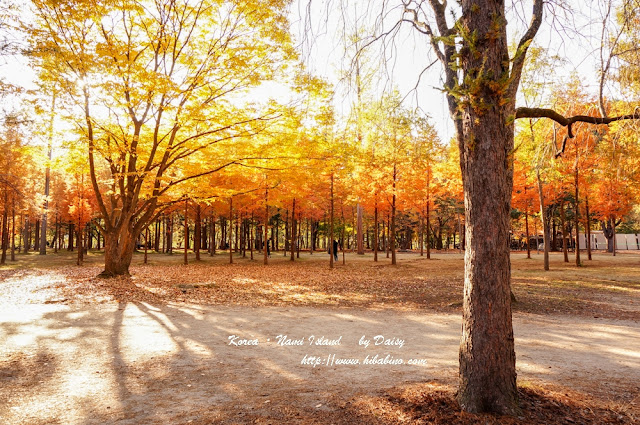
left=1, top=299, right=638, bottom=424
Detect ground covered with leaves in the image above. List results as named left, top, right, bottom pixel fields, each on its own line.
left=1, top=250, right=638, bottom=320
left=1, top=250, right=638, bottom=424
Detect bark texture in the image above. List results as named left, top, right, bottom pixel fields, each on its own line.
left=455, top=0, right=521, bottom=414
left=100, top=227, right=136, bottom=277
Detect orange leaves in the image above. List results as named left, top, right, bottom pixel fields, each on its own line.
left=68, top=197, right=92, bottom=227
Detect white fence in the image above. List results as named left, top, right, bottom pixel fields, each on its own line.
left=579, top=233, right=640, bottom=250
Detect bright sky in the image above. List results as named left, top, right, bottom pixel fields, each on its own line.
left=0, top=0, right=629, bottom=145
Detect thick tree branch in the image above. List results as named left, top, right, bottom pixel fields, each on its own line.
left=516, top=106, right=640, bottom=156
left=516, top=106, right=640, bottom=128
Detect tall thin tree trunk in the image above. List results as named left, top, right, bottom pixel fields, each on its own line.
left=612, top=216, right=617, bottom=256
left=574, top=162, right=581, bottom=266
left=537, top=169, right=550, bottom=271
left=391, top=164, right=397, bottom=265
left=11, top=195, right=16, bottom=261
left=585, top=197, right=592, bottom=260
left=386, top=213, right=390, bottom=258
left=68, top=222, right=74, bottom=252
left=250, top=213, right=254, bottom=260
left=18, top=214, right=23, bottom=253
left=162, top=215, right=166, bottom=253
left=419, top=216, right=424, bottom=256
left=144, top=227, right=149, bottom=264
left=212, top=214, right=216, bottom=256
left=195, top=203, right=201, bottom=261
left=356, top=204, right=364, bottom=255
left=284, top=209, right=289, bottom=256
left=202, top=216, right=208, bottom=252
left=330, top=173, right=334, bottom=269
left=229, top=197, right=233, bottom=264
left=426, top=167, right=432, bottom=259
left=184, top=198, right=188, bottom=265
left=170, top=214, right=174, bottom=254
left=534, top=215, right=538, bottom=254
left=560, top=200, right=568, bottom=263
left=76, top=219, right=83, bottom=266
left=235, top=212, right=239, bottom=254
left=291, top=199, right=296, bottom=261
left=34, top=219, right=40, bottom=252
left=155, top=219, right=160, bottom=252
left=374, top=196, right=379, bottom=262
left=40, top=92, right=56, bottom=255
left=525, top=207, right=530, bottom=259
left=341, top=205, right=346, bottom=265
left=1, top=186, right=7, bottom=264
left=242, top=214, right=247, bottom=258
left=264, top=187, right=269, bottom=265
left=297, top=214, right=301, bottom=258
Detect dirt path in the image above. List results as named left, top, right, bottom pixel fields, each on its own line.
left=1, top=302, right=638, bottom=424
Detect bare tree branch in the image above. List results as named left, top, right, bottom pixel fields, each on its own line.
left=516, top=105, right=640, bottom=156
left=508, top=0, right=544, bottom=100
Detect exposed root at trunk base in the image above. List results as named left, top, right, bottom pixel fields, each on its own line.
left=457, top=390, right=521, bottom=417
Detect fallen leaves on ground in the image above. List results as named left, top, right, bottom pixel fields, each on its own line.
left=332, top=381, right=637, bottom=425
left=1, top=254, right=639, bottom=320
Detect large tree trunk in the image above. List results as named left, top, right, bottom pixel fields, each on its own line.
left=100, top=226, right=136, bottom=277
left=458, top=112, right=518, bottom=413
left=456, top=0, right=518, bottom=412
